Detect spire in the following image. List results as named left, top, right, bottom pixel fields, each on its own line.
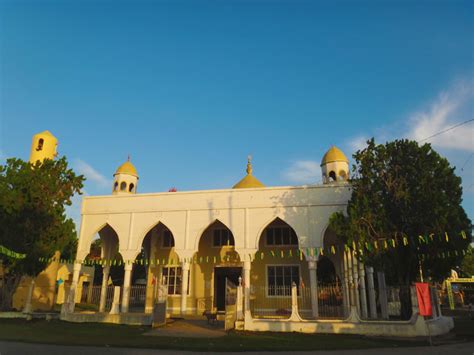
left=246, top=155, right=253, bottom=175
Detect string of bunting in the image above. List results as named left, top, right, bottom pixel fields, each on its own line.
left=36, top=230, right=472, bottom=266
left=0, top=245, right=26, bottom=259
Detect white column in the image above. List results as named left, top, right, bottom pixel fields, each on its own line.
left=308, top=260, right=319, bottom=318
left=343, top=251, right=351, bottom=311
left=243, top=260, right=251, bottom=315
left=358, top=261, right=368, bottom=319
left=23, top=279, right=35, bottom=314
left=366, top=266, right=377, bottom=319
left=180, top=261, right=190, bottom=316
left=351, top=251, right=360, bottom=315
left=121, top=263, right=133, bottom=313
left=99, top=265, right=110, bottom=312
left=67, top=262, right=82, bottom=313
left=346, top=251, right=354, bottom=307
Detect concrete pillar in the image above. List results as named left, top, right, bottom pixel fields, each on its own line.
left=343, top=251, right=351, bottom=313
left=99, top=265, right=110, bottom=312
left=366, top=266, right=377, bottom=319
left=243, top=260, right=251, bottom=315
left=180, top=261, right=190, bottom=316
left=308, top=260, right=319, bottom=318
left=67, top=262, right=82, bottom=313
left=121, top=263, right=133, bottom=313
left=291, top=282, right=299, bottom=318
left=346, top=251, right=354, bottom=306
left=352, top=251, right=360, bottom=315
left=236, top=277, right=243, bottom=320
left=358, top=261, right=368, bottom=319
left=23, top=279, right=35, bottom=314
left=377, top=271, right=389, bottom=320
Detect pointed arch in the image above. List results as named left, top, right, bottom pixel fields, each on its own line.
left=254, top=217, right=300, bottom=250
left=135, top=220, right=176, bottom=252
left=193, top=218, right=235, bottom=252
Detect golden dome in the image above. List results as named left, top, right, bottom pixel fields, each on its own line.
left=233, top=156, right=265, bottom=189
left=114, top=158, right=138, bottom=178
left=321, top=146, right=349, bottom=166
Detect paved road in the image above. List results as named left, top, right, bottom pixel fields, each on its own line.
left=0, top=341, right=473, bottom=355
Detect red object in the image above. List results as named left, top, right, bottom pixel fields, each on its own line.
left=168, top=187, right=177, bottom=192
left=415, top=282, right=432, bottom=316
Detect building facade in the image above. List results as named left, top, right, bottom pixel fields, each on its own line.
left=71, top=148, right=351, bottom=317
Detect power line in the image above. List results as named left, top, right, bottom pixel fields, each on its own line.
left=418, top=118, right=474, bottom=142
left=460, top=153, right=473, bottom=172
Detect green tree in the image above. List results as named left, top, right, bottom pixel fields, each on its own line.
left=0, top=157, right=84, bottom=310
left=330, top=139, right=471, bottom=319
left=461, top=245, right=474, bottom=277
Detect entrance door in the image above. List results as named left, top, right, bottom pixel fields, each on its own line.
left=214, top=267, right=242, bottom=311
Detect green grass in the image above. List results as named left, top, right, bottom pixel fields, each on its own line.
left=0, top=318, right=430, bottom=351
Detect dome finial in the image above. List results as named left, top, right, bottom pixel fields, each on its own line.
left=127, top=154, right=131, bottom=162
left=246, top=155, right=253, bottom=175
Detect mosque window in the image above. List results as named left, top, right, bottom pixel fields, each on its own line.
left=114, top=182, right=118, bottom=191
left=120, top=182, right=127, bottom=191
left=328, top=171, right=337, bottom=181
left=339, top=170, right=347, bottom=181
left=129, top=183, right=135, bottom=192
left=162, top=230, right=175, bottom=248
left=213, top=229, right=234, bottom=247
left=267, top=265, right=300, bottom=296
left=162, top=266, right=189, bottom=295
left=266, top=227, right=298, bottom=246
left=36, top=138, right=44, bottom=151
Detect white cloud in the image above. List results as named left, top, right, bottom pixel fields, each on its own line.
left=74, top=159, right=111, bottom=189
left=348, top=136, right=369, bottom=152
left=282, top=160, right=321, bottom=184
left=407, top=81, right=473, bottom=151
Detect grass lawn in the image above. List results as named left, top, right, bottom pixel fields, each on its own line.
left=0, top=318, right=433, bottom=351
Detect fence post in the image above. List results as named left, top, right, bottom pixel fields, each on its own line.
left=23, top=279, right=35, bottom=314
left=236, top=277, right=244, bottom=320
left=358, top=262, right=368, bottom=319
left=377, top=271, right=389, bottom=320
left=291, top=282, right=299, bottom=318
left=366, top=266, right=377, bottom=319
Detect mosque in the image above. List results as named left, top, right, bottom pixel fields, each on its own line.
left=25, top=131, right=453, bottom=336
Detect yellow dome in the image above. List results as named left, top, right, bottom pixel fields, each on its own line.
left=114, top=159, right=138, bottom=178
left=321, top=146, right=349, bottom=166
left=233, top=157, right=265, bottom=189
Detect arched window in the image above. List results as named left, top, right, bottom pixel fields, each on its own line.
left=329, top=171, right=336, bottom=181
left=339, top=170, right=347, bottom=181
left=129, top=183, right=135, bottom=192
left=36, top=138, right=44, bottom=151
left=114, top=181, right=118, bottom=191
left=120, top=182, right=127, bottom=191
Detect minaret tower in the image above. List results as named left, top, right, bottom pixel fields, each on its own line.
left=29, top=130, right=58, bottom=164
left=112, top=156, right=139, bottom=195
left=321, top=146, right=349, bottom=183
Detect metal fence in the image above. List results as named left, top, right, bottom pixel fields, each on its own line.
left=129, top=285, right=147, bottom=311
left=249, top=286, right=293, bottom=319
left=298, top=283, right=348, bottom=320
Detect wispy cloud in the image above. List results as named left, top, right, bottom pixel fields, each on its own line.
left=406, top=80, right=473, bottom=151
left=348, top=136, right=369, bottom=152
left=282, top=160, right=321, bottom=184
left=74, top=159, right=111, bottom=189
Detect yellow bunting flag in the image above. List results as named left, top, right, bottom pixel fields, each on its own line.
left=461, top=231, right=467, bottom=239
left=445, top=232, right=449, bottom=242
left=319, top=247, right=324, bottom=256
left=331, top=245, right=336, bottom=254
left=403, top=236, right=408, bottom=246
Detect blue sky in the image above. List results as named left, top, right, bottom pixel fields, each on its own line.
left=0, top=0, right=473, bottom=227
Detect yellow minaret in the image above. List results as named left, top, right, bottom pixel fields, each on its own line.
left=29, top=131, right=58, bottom=164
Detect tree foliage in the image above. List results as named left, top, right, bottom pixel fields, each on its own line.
left=330, top=139, right=471, bottom=284
left=0, top=157, right=84, bottom=310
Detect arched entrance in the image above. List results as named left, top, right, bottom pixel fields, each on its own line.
left=250, top=218, right=309, bottom=318
left=193, top=220, right=240, bottom=314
